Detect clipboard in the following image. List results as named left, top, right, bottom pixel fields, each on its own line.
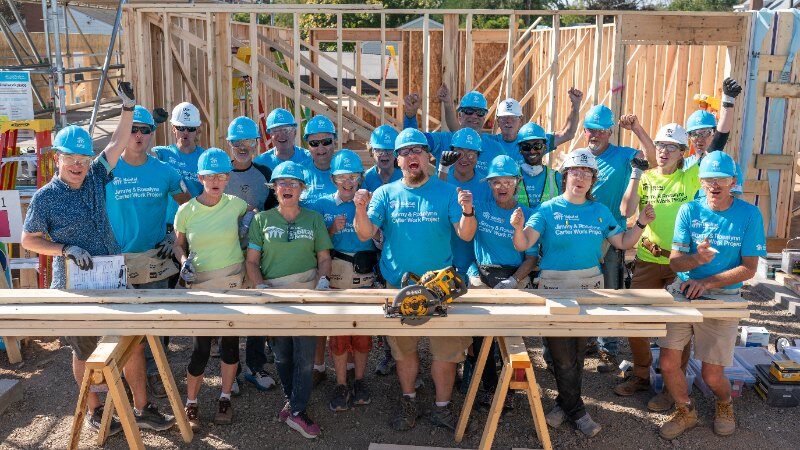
left=66, top=255, right=127, bottom=289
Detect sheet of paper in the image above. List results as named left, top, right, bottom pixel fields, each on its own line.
left=66, top=255, right=127, bottom=290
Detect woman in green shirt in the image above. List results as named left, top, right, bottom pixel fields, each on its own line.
left=245, top=161, right=332, bottom=439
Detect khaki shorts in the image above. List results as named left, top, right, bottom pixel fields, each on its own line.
left=386, top=335, right=471, bottom=363
left=658, top=318, right=739, bottom=366
left=62, top=336, right=99, bottom=361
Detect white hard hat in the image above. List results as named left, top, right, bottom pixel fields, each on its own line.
left=654, top=123, right=688, bottom=146
left=170, top=102, right=201, bottom=127
left=496, top=98, right=523, bottom=117
left=560, top=148, right=598, bottom=172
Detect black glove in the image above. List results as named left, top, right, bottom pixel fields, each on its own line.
left=440, top=151, right=461, bottom=168
left=118, top=81, right=135, bottom=107
left=152, top=107, right=169, bottom=125
left=630, top=157, right=650, bottom=180
left=722, top=78, right=741, bottom=107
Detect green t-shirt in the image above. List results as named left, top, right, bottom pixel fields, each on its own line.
left=247, top=208, right=333, bottom=280
left=636, top=164, right=701, bottom=264
left=174, top=194, right=247, bottom=273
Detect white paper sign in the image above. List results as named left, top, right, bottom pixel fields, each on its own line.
left=66, top=255, right=128, bottom=290
left=0, top=72, right=34, bottom=121
left=0, top=190, right=23, bottom=243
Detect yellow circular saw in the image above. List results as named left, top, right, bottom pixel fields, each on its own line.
left=384, top=266, right=468, bottom=324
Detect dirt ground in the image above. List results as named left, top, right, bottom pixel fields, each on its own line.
left=1, top=286, right=799, bottom=450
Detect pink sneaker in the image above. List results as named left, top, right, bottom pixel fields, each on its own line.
left=278, top=402, right=291, bottom=423
left=285, top=410, right=320, bottom=439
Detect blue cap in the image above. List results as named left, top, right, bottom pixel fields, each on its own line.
left=331, top=149, right=364, bottom=175
left=303, top=115, right=336, bottom=141
left=459, top=91, right=488, bottom=110
left=394, top=128, right=429, bottom=153
left=369, top=125, right=399, bottom=150
left=517, top=122, right=548, bottom=142
left=450, top=128, right=482, bottom=152
left=132, top=106, right=155, bottom=131
left=685, top=110, right=717, bottom=132
left=197, top=148, right=233, bottom=175
left=227, top=116, right=260, bottom=141
left=699, top=151, right=737, bottom=178
left=270, top=161, right=307, bottom=183
left=583, top=105, right=615, bottom=130
left=484, top=155, right=520, bottom=179
left=266, top=108, right=296, bottom=130
left=53, top=125, right=94, bottom=156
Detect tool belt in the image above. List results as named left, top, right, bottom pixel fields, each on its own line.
left=641, top=237, right=670, bottom=258
left=477, top=264, right=523, bottom=288
left=124, top=248, right=179, bottom=285
left=331, top=249, right=378, bottom=275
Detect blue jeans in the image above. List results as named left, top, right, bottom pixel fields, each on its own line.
left=596, top=246, right=624, bottom=356
left=134, top=278, right=171, bottom=376
left=246, top=336, right=268, bottom=372
left=271, top=336, right=316, bottom=413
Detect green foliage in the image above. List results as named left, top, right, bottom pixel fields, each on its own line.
left=667, top=0, right=738, bottom=11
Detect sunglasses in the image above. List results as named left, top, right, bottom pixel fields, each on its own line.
left=459, top=107, right=487, bottom=117
left=175, top=126, right=197, bottom=132
left=688, top=128, right=714, bottom=140
left=131, top=125, right=152, bottom=135
left=308, top=138, right=334, bottom=148
left=397, top=146, right=427, bottom=157
left=519, top=141, right=546, bottom=153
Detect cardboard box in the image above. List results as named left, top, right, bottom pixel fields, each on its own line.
left=740, top=326, right=770, bottom=348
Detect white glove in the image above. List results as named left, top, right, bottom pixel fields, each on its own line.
left=117, top=81, right=136, bottom=108
left=239, top=210, right=256, bottom=239
left=63, top=245, right=93, bottom=270
left=255, top=282, right=270, bottom=289
left=180, top=259, right=196, bottom=283
left=155, top=232, right=175, bottom=259
left=315, top=276, right=330, bottom=290
left=494, top=276, right=519, bottom=289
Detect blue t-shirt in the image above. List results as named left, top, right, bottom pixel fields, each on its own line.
left=473, top=199, right=537, bottom=268
left=444, top=171, right=489, bottom=279
left=23, top=157, right=119, bottom=288
left=684, top=153, right=745, bottom=197
left=363, top=166, right=402, bottom=192
left=307, top=193, right=376, bottom=254
left=105, top=156, right=183, bottom=253
left=520, top=166, right=563, bottom=209
left=254, top=146, right=312, bottom=170
left=672, top=197, right=766, bottom=289
left=300, top=161, right=337, bottom=206
left=368, top=176, right=462, bottom=287
left=526, top=195, right=623, bottom=271
left=592, top=144, right=638, bottom=227
left=490, top=132, right=556, bottom=166
left=153, top=144, right=205, bottom=225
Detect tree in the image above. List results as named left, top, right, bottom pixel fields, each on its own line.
left=667, top=0, right=738, bottom=11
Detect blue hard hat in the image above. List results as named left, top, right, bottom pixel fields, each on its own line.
left=266, top=108, right=296, bottom=130
left=450, top=128, right=482, bottom=152
left=370, top=125, right=399, bottom=150
left=685, top=110, right=717, bottom=132
left=227, top=116, right=260, bottom=141
left=331, top=149, right=364, bottom=175
left=132, top=106, right=155, bottom=131
left=197, top=148, right=233, bottom=175
left=484, top=155, right=520, bottom=179
left=303, top=115, right=336, bottom=141
left=583, top=105, right=615, bottom=130
left=394, top=128, right=429, bottom=153
left=53, top=125, right=94, bottom=156
left=459, top=91, right=488, bottom=110
left=517, top=122, right=548, bottom=142
left=270, top=160, right=307, bottom=183
left=699, top=151, right=736, bottom=179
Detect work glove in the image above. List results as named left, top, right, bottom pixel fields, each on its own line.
left=315, top=276, right=330, bottom=290
left=630, top=157, right=650, bottom=180
left=439, top=151, right=461, bottom=169
left=63, top=245, right=93, bottom=270
left=180, top=259, right=197, bottom=284
left=118, top=81, right=136, bottom=108
left=152, top=107, right=169, bottom=125
left=722, top=77, right=742, bottom=105
left=494, top=277, right=519, bottom=289
left=155, top=232, right=175, bottom=259
left=239, top=210, right=256, bottom=240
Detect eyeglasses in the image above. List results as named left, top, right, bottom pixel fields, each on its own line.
left=203, top=173, right=230, bottom=181
left=308, top=138, right=333, bottom=148
left=458, top=107, right=487, bottom=117
left=700, top=177, right=733, bottom=187
left=519, top=141, right=546, bottom=153
left=58, top=154, right=92, bottom=167
left=459, top=150, right=478, bottom=160
left=269, top=126, right=296, bottom=135
left=231, top=139, right=257, bottom=148
left=397, top=146, right=427, bottom=157
left=688, top=128, right=714, bottom=140
left=275, top=180, right=301, bottom=189
left=373, top=149, right=393, bottom=155
left=333, top=174, right=361, bottom=184
left=584, top=128, right=611, bottom=135
left=131, top=125, right=152, bottom=135
left=655, top=143, right=682, bottom=153
left=566, top=168, right=594, bottom=179
left=489, top=178, right=518, bottom=188
left=175, top=126, right=197, bottom=132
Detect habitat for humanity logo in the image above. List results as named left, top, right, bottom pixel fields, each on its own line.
left=265, top=226, right=285, bottom=238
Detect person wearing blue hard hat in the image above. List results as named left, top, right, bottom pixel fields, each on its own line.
left=299, top=115, right=338, bottom=209
left=364, top=125, right=402, bottom=192
left=254, top=108, right=312, bottom=170
left=353, top=119, right=477, bottom=432
left=658, top=149, right=764, bottom=440
left=23, top=81, right=176, bottom=436
left=245, top=159, right=333, bottom=439
left=515, top=122, right=562, bottom=209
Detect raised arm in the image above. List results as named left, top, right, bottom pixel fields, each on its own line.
left=620, top=175, right=641, bottom=219
left=511, top=207, right=541, bottom=251
left=452, top=188, right=477, bottom=241
left=552, top=88, right=583, bottom=147
left=607, top=204, right=655, bottom=249
left=353, top=189, right=378, bottom=241
left=438, top=84, right=459, bottom=132
left=101, top=81, right=136, bottom=169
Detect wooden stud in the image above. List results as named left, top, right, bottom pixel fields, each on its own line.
left=380, top=12, right=386, bottom=124
left=250, top=13, right=259, bottom=120
left=162, top=13, right=173, bottom=115
left=506, top=13, right=517, bottom=99
left=421, top=13, right=430, bottom=132
left=765, top=82, right=800, bottom=98
left=337, top=13, right=344, bottom=148
left=754, top=154, right=794, bottom=170
left=442, top=13, right=459, bottom=130
left=293, top=12, right=302, bottom=144
left=610, top=15, right=626, bottom=144
left=547, top=15, right=560, bottom=133
left=464, top=13, right=474, bottom=92
left=592, top=15, right=603, bottom=104
left=205, top=13, right=217, bottom=146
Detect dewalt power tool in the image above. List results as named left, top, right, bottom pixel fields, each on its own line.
left=384, top=266, right=468, bottom=324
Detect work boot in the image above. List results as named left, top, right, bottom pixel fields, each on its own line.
left=185, top=404, right=201, bottom=430
left=429, top=403, right=456, bottom=431
left=648, top=390, right=675, bottom=412
left=597, top=352, right=618, bottom=373
left=389, top=395, right=419, bottom=431
left=545, top=405, right=565, bottom=428
left=575, top=413, right=602, bottom=438
left=659, top=403, right=697, bottom=440
left=213, top=398, right=233, bottom=425
left=614, top=375, right=650, bottom=396
left=714, top=399, right=736, bottom=436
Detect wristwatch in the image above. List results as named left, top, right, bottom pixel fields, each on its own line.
left=635, top=220, right=646, bottom=229
left=122, top=105, right=135, bottom=112
left=462, top=208, right=475, bottom=217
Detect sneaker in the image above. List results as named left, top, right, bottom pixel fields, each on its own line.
left=135, top=402, right=175, bottom=431
left=86, top=406, right=122, bottom=436
left=185, top=404, right=201, bottom=430
left=264, top=341, right=275, bottom=364
left=375, top=353, right=395, bottom=376
left=713, top=400, right=736, bottom=436
left=285, top=410, right=321, bottom=439
left=545, top=405, right=565, bottom=428
left=597, top=352, right=618, bottom=374
left=659, top=403, right=697, bottom=440
left=214, top=398, right=233, bottom=425
left=429, top=403, right=456, bottom=430
left=614, top=375, right=650, bottom=396
left=352, top=379, right=372, bottom=406
left=329, top=384, right=351, bottom=411
left=278, top=401, right=291, bottom=423
left=389, top=395, right=419, bottom=431
left=312, top=369, right=327, bottom=387
left=231, top=379, right=241, bottom=397
left=244, top=368, right=276, bottom=391
left=647, top=390, right=675, bottom=412
left=575, top=413, right=602, bottom=438
left=147, top=374, right=167, bottom=399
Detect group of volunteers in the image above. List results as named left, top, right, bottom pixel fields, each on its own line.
left=21, top=74, right=765, bottom=442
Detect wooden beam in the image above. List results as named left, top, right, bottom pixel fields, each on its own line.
left=610, top=16, right=626, bottom=145
left=464, top=14, right=474, bottom=92
left=592, top=16, right=604, bottom=104
left=421, top=13, right=430, bottom=132
left=753, top=154, right=794, bottom=170
left=764, top=82, right=800, bottom=98
left=505, top=13, right=517, bottom=99
left=205, top=12, right=217, bottom=146
left=380, top=12, right=386, bottom=124
left=162, top=12, right=173, bottom=112
left=336, top=12, right=343, bottom=148
left=306, top=28, right=402, bottom=42
left=293, top=12, right=301, bottom=145
left=442, top=13, right=459, bottom=128
left=618, top=14, right=746, bottom=46
left=249, top=13, right=259, bottom=120
left=547, top=14, right=560, bottom=133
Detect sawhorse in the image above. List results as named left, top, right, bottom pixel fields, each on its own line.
left=68, top=336, right=192, bottom=450
left=1, top=336, right=22, bottom=364
left=455, top=336, right=552, bottom=450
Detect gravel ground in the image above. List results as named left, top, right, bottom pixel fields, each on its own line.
left=1, top=286, right=799, bottom=450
